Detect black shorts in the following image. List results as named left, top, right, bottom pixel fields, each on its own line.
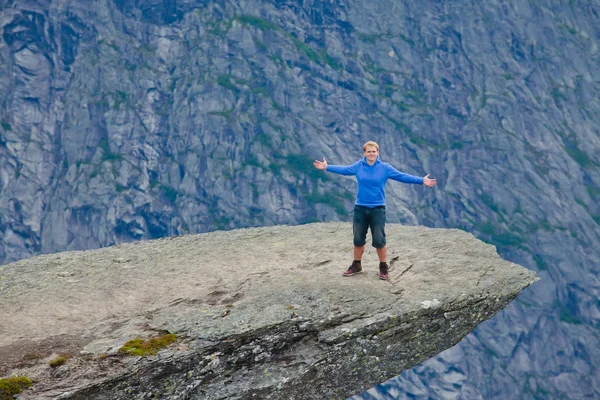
left=352, top=205, right=386, bottom=248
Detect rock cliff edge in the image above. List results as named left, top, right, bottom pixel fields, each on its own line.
left=0, top=223, right=538, bottom=399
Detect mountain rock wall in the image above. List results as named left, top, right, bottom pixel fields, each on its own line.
left=0, top=0, right=598, bottom=398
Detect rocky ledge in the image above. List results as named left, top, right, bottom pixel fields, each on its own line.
left=0, top=223, right=538, bottom=399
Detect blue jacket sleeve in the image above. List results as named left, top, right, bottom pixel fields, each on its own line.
left=326, top=161, right=359, bottom=176
left=386, top=164, right=424, bottom=184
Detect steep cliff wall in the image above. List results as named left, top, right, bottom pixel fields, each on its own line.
left=0, top=0, right=598, bottom=398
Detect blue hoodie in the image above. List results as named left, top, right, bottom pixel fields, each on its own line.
left=326, top=157, right=423, bottom=207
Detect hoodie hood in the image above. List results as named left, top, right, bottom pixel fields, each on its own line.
left=361, top=156, right=381, bottom=166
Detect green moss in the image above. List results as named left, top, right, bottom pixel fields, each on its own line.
left=1, top=121, right=11, bottom=131
left=559, top=23, right=577, bottom=35
left=253, top=38, right=268, bottom=51
left=236, top=15, right=279, bottom=31
left=0, top=376, right=33, bottom=400
left=479, top=193, right=499, bottom=213
left=285, top=153, right=325, bottom=181
left=49, top=355, right=71, bottom=368
left=253, top=131, right=273, bottom=148
left=243, top=154, right=265, bottom=171
left=124, top=60, right=137, bottom=71
left=477, top=221, right=526, bottom=249
left=250, top=86, right=269, bottom=97
left=404, top=89, right=427, bottom=106
left=565, top=145, right=592, bottom=168
left=119, top=333, right=177, bottom=356
left=208, top=110, right=234, bottom=120
left=305, top=191, right=348, bottom=216
left=559, top=307, right=583, bottom=325
left=409, top=135, right=439, bottom=148
left=585, top=184, right=600, bottom=199
left=358, top=33, right=384, bottom=43
left=114, top=91, right=127, bottom=109
left=99, top=39, right=120, bottom=52
left=217, top=75, right=238, bottom=92
left=399, top=33, right=415, bottom=46
left=161, top=185, right=178, bottom=203
left=537, top=219, right=552, bottom=232
left=380, top=113, right=439, bottom=148
left=291, top=36, right=320, bottom=64
left=269, top=54, right=285, bottom=66
left=321, top=50, right=342, bottom=71
left=271, top=100, right=287, bottom=112
left=551, top=87, right=568, bottom=103
left=533, top=254, right=548, bottom=271
left=99, top=138, right=124, bottom=163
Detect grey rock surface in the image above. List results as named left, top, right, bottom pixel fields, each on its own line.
left=0, top=223, right=537, bottom=399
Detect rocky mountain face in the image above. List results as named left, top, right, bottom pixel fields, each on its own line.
left=0, top=0, right=598, bottom=399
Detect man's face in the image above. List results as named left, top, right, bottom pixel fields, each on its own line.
left=364, top=145, right=379, bottom=162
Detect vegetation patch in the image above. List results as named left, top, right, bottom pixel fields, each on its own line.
left=49, top=354, right=71, bottom=368
left=358, top=33, right=384, bottom=43
left=551, top=87, right=568, bottom=103
left=565, top=144, right=592, bottom=168
left=285, top=153, right=325, bottom=181
left=585, top=184, right=600, bottom=199
left=477, top=221, right=527, bottom=249
left=305, top=191, right=349, bottom=217
left=114, top=90, right=128, bottom=109
left=399, top=33, right=415, bottom=46
left=559, top=306, right=583, bottom=325
left=479, top=193, right=499, bottom=213
left=236, top=14, right=340, bottom=70
left=0, top=376, right=33, bottom=400
left=160, top=185, right=178, bottom=203
left=291, top=36, right=321, bottom=64
left=208, top=110, right=234, bottom=120
left=1, top=121, right=11, bottom=131
left=217, top=75, right=239, bottom=92
left=119, top=333, right=177, bottom=357
left=236, top=15, right=279, bottom=31
left=533, top=254, right=548, bottom=271
left=99, top=138, right=124, bottom=162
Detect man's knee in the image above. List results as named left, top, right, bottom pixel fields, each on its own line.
left=372, top=236, right=386, bottom=248
left=353, top=235, right=367, bottom=247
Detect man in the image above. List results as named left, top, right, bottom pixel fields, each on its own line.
left=313, top=141, right=436, bottom=280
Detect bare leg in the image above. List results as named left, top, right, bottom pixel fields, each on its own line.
left=376, top=245, right=387, bottom=263
left=353, top=245, right=365, bottom=261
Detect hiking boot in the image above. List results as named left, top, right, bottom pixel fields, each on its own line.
left=378, top=262, right=389, bottom=280
left=343, top=260, right=362, bottom=277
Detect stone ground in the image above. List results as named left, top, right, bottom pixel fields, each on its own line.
left=0, top=223, right=538, bottom=399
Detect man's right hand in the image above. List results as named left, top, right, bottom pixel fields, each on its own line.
left=313, top=158, right=328, bottom=170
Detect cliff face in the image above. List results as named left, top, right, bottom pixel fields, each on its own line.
left=0, top=0, right=598, bottom=398
left=0, top=223, right=537, bottom=399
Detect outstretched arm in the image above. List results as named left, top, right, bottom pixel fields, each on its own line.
left=387, top=165, right=424, bottom=184
left=388, top=165, right=437, bottom=186
left=314, top=158, right=358, bottom=176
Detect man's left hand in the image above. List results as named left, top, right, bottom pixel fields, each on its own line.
left=423, top=174, right=436, bottom=187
